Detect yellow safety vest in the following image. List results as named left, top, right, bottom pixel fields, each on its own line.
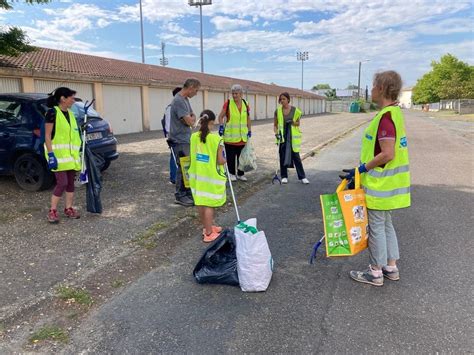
left=360, top=106, right=411, bottom=210
left=224, top=99, right=249, bottom=143
left=276, top=106, right=302, bottom=152
left=188, top=132, right=227, bottom=207
left=44, top=107, right=82, bottom=172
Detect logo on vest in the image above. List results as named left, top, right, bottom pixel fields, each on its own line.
left=196, top=153, right=210, bottom=163
left=400, top=136, right=407, bottom=147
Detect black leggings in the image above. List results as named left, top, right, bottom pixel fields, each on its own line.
left=224, top=143, right=245, bottom=176
left=279, top=143, right=306, bottom=180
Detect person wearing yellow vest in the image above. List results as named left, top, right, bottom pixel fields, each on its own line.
left=44, top=87, right=82, bottom=223
left=340, top=71, right=411, bottom=286
left=273, top=92, right=309, bottom=184
left=189, top=109, right=227, bottom=243
left=217, top=84, right=251, bottom=182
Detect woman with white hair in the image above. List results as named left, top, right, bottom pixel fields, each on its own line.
left=217, top=84, right=252, bottom=181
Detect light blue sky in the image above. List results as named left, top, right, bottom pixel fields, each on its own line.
left=2, top=0, right=473, bottom=90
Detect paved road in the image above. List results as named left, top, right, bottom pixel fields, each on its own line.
left=63, top=110, right=474, bottom=353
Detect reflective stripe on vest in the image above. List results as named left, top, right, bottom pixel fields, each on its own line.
left=44, top=107, right=82, bottom=172
left=223, top=99, right=248, bottom=143
left=188, top=132, right=227, bottom=207
left=276, top=106, right=302, bottom=152
left=360, top=106, right=411, bottom=210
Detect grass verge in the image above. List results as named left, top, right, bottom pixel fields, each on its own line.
left=56, top=285, right=93, bottom=306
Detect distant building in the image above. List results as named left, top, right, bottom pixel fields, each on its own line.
left=399, top=87, right=413, bottom=108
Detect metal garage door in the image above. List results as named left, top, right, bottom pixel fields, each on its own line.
left=35, top=80, right=93, bottom=102
left=207, top=92, right=225, bottom=118
left=0, top=77, right=21, bottom=93
left=245, top=94, right=256, bottom=120
left=256, top=94, right=266, bottom=120
left=189, top=91, right=203, bottom=118
left=103, top=85, right=142, bottom=135
left=149, top=87, right=173, bottom=131
left=267, top=95, right=277, bottom=119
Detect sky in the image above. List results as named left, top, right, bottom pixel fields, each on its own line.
left=2, top=0, right=473, bottom=91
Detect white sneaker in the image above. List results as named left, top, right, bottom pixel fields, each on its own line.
left=229, top=174, right=237, bottom=182
left=281, top=178, right=288, bottom=184
left=237, top=175, right=247, bottom=181
left=301, top=178, right=309, bottom=184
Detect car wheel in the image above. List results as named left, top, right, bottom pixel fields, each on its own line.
left=13, top=153, right=54, bottom=191
left=100, top=160, right=111, bottom=172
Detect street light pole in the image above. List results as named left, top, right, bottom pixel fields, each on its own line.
left=188, top=0, right=212, bottom=73
left=357, top=59, right=370, bottom=99
left=297, top=51, right=309, bottom=91
left=139, top=0, right=145, bottom=64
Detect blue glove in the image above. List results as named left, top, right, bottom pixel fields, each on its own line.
left=247, top=131, right=252, bottom=138
left=339, top=164, right=367, bottom=180
left=218, top=125, right=224, bottom=136
left=47, top=152, right=58, bottom=170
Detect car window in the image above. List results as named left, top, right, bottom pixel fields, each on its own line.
left=71, top=103, right=101, bottom=119
left=0, top=99, right=22, bottom=124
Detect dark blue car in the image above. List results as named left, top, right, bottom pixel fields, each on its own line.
left=0, top=93, right=118, bottom=191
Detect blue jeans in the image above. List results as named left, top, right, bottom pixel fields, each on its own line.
left=169, top=151, right=177, bottom=183
left=368, top=209, right=400, bottom=267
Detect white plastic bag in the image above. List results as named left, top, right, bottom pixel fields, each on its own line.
left=238, top=139, right=257, bottom=172
left=235, top=218, right=273, bottom=292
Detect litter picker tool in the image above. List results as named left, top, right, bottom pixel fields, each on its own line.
left=79, top=99, right=95, bottom=184
left=221, top=122, right=241, bottom=223
left=272, top=134, right=281, bottom=185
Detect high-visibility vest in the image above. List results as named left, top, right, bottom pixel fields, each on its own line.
left=360, top=106, right=411, bottom=210
left=276, top=106, right=302, bottom=152
left=44, top=107, right=82, bottom=172
left=188, top=132, right=227, bottom=207
left=223, top=99, right=249, bottom=143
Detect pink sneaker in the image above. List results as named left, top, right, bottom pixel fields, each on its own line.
left=64, top=207, right=80, bottom=219
left=202, top=231, right=220, bottom=243
left=47, top=209, right=59, bottom=224
left=202, top=226, right=222, bottom=235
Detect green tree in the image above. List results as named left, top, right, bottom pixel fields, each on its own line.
left=325, top=88, right=337, bottom=100
left=312, top=83, right=331, bottom=90
left=346, top=83, right=358, bottom=89
left=412, top=54, right=474, bottom=103
left=0, top=0, right=51, bottom=56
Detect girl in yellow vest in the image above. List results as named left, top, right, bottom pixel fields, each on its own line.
left=188, top=110, right=227, bottom=243
left=44, top=87, right=82, bottom=223
left=340, top=71, right=411, bottom=286
left=274, top=92, right=309, bottom=184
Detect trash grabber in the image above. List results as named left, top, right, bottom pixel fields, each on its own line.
left=79, top=99, right=95, bottom=184
left=309, top=235, right=325, bottom=264
left=167, top=139, right=179, bottom=169
left=220, top=125, right=240, bottom=223
left=272, top=135, right=281, bottom=185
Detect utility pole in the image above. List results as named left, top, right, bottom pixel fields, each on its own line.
left=188, top=0, right=212, bottom=73
left=160, top=42, right=168, bottom=67
left=357, top=60, right=370, bottom=99
left=297, top=51, right=309, bottom=91
left=139, top=0, right=145, bottom=63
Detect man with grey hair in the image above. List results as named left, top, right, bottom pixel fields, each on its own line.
left=169, top=78, right=200, bottom=206
left=217, top=84, right=252, bottom=181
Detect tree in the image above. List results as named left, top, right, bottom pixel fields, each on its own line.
left=346, top=83, right=358, bottom=89
left=312, top=83, right=331, bottom=90
left=325, top=89, right=337, bottom=100
left=412, top=54, right=474, bottom=104
left=0, top=0, right=51, bottom=56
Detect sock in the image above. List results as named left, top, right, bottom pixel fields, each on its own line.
left=369, top=265, right=383, bottom=277
left=384, top=265, right=398, bottom=272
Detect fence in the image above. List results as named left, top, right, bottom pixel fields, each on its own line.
left=415, top=99, right=474, bottom=114
left=326, top=100, right=351, bottom=112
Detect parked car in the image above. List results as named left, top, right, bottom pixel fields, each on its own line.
left=0, top=93, right=118, bottom=191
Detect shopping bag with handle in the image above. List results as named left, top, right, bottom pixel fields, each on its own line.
left=320, top=168, right=368, bottom=257
left=179, top=156, right=191, bottom=188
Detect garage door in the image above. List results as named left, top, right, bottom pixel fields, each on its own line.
left=103, top=85, right=142, bottom=135
left=207, top=92, right=225, bottom=118
left=149, top=87, right=173, bottom=131
left=35, top=80, right=93, bottom=102
left=267, top=96, right=277, bottom=118
left=245, top=94, right=256, bottom=120
left=0, top=77, right=21, bottom=93
left=189, top=91, right=203, bottom=118
left=256, top=95, right=266, bottom=120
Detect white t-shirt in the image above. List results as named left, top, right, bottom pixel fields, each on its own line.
left=164, top=104, right=171, bottom=133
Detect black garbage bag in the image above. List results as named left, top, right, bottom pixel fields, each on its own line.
left=193, top=229, right=239, bottom=286
left=85, top=145, right=104, bottom=214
